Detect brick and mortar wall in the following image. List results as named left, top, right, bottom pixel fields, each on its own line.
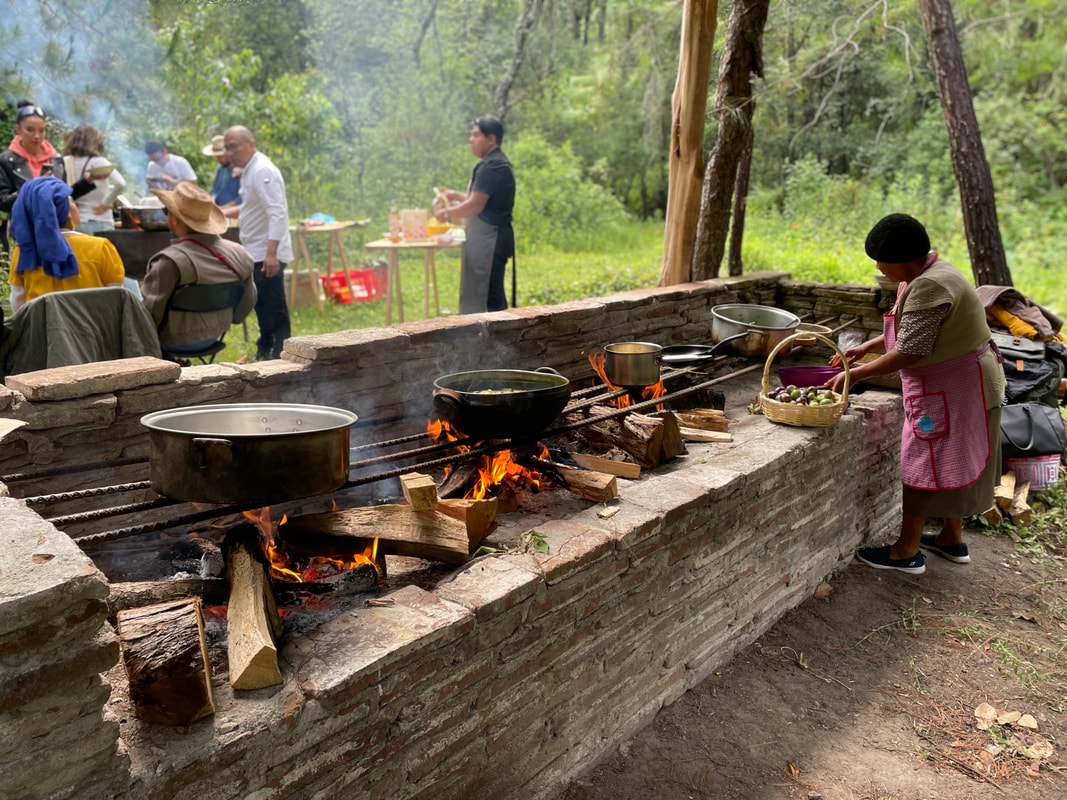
left=0, top=275, right=901, bottom=799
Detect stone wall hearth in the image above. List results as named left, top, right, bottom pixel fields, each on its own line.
left=0, top=274, right=901, bottom=799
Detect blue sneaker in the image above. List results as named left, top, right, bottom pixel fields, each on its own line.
left=920, top=534, right=970, bottom=564
left=856, top=546, right=926, bottom=575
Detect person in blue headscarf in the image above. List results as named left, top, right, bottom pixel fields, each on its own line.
left=8, top=176, right=126, bottom=310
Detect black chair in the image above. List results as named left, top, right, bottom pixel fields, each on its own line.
left=159, top=282, right=245, bottom=364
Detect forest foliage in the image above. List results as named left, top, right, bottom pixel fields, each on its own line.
left=3, top=0, right=1066, bottom=300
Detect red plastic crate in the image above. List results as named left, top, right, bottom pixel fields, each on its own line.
left=321, top=268, right=383, bottom=304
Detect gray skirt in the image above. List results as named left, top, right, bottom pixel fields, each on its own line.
left=902, top=405, right=1002, bottom=518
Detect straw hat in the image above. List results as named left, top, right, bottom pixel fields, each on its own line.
left=151, top=183, right=228, bottom=235
left=202, top=134, right=225, bottom=157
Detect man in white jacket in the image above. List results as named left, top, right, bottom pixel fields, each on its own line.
left=222, top=125, right=293, bottom=360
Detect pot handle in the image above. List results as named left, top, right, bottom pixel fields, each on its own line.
left=192, top=437, right=234, bottom=470
left=432, top=388, right=465, bottom=423
left=534, top=366, right=562, bottom=376
left=710, top=332, right=748, bottom=354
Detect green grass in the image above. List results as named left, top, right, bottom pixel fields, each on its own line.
left=217, top=212, right=1067, bottom=364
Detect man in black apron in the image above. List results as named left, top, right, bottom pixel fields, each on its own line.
left=435, top=115, right=515, bottom=314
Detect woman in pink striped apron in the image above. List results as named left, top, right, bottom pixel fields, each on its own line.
left=827, top=214, right=1006, bottom=574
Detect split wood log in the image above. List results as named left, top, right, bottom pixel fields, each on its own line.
left=224, top=526, right=283, bottom=690
left=436, top=497, right=498, bottom=547
left=649, top=411, right=687, bottom=461
left=981, top=505, right=1003, bottom=527
left=579, top=405, right=665, bottom=468
left=109, top=575, right=373, bottom=619
left=568, top=452, right=641, bottom=479
left=1008, top=479, right=1033, bottom=526
left=994, top=471, right=1016, bottom=512
left=117, top=597, right=214, bottom=726
left=678, top=427, right=733, bottom=443
left=281, top=506, right=476, bottom=564
left=110, top=579, right=229, bottom=617
left=531, top=458, right=617, bottom=503
left=401, top=472, right=438, bottom=510
left=674, top=409, right=730, bottom=432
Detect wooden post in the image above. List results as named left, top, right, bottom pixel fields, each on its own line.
left=659, top=0, right=718, bottom=286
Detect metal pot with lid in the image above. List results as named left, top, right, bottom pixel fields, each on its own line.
left=141, top=403, right=359, bottom=504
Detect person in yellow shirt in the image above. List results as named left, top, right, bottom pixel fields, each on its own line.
left=8, top=176, right=126, bottom=311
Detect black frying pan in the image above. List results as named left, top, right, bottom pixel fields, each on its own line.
left=661, top=333, right=748, bottom=364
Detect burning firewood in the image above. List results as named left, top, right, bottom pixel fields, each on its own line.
left=400, top=472, right=439, bottom=510
left=280, top=505, right=491, bottom=565
left=224, top=525, right=283, bottom=690
left=117, top=597, right=214, bottom=726
left=439, top=461, right=482, bottom=499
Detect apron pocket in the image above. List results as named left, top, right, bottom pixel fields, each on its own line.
left=906, top=391, right=949, bottom=441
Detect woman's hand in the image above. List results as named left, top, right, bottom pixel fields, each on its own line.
left=92, top=203, right=108, bottom=215
left=826, top=370, right=849, bottom=395
left=828, top=336, right=881, bottom=367
left=434, top=207, right=448, bottom=223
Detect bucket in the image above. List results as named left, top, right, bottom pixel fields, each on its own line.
left=1006, top=454, right=1062, bottom=490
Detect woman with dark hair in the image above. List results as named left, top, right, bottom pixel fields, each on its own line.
left=434, top=115, right=515, bottom=314
left=63, top=124, right=124, bottom=234
left=0, top=102, right=96, bottom=249
left=827, top=214, right=1006, bottom=574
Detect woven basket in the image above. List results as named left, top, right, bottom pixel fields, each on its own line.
left=759, top=332, right=850, bottom=427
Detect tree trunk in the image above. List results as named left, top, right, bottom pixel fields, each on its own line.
left=494, top=0, right=542, bottom=120
left=727, top=132, right=753, bottom=276
left=919, top=0, right=1013, bottom=287
left=659, top=0, right=718, bottom=286
left=692, top=0, right=769, bottom=281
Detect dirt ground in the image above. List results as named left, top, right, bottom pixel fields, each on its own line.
left=555, top=525, right=1067, bottom=800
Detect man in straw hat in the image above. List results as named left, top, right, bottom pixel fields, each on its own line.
left=141, top=182, right=256, bottom=354
left=203, top=134, right=241, bottom=210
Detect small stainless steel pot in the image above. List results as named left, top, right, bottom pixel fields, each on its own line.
left=140, top=403, right=359, bottom=504
left=604, top=342, right=662, bottom=388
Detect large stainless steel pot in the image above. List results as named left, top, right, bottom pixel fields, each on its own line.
left=604, top=342, right=661, bottom=388
left=710, top=304, right=801, bottom=358
left=432, top=368, right=571, bottom=440
left=141, top=403, right=358, bottom=504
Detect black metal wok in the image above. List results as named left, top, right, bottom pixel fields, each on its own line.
left=432, top=368, right=571, bottom=440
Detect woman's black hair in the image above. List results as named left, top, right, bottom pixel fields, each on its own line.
left=15, top=101, right=46, bottom=123
left=472, top=115, right=504, bottom=143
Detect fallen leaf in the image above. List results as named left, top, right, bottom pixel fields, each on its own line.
left=920, top=596, right=933, bottom=604
left=978, top=750, right=996, bottom=768
left=950, top=740, right=965, bottom=748
left=813, top=582, right=833, bottom=600
left=786, top=762, right=800, bottom=778
left=997, top=710, right=1022, bottom=725
left=31, top=553, right=54, bottom=564
left=984, top=744, right=1003, bottom=756
left=1028, top=761, right=1042, bottom=776
left=1029, top=738, right=1055, bottom=759
left=1018, top=714, right=1039, bottom=730
left=977, top=721, right=991, bottom=730
left=1015, top=613, right=1039, bottom=624
left=974, top=702, right=998, bottom=722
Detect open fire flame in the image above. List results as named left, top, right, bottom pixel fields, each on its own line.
left=588, top=352, right=667, bottom=409
left=242, top=506, right=379, bottom=583
left=427, top=419, right=548, bottom=500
